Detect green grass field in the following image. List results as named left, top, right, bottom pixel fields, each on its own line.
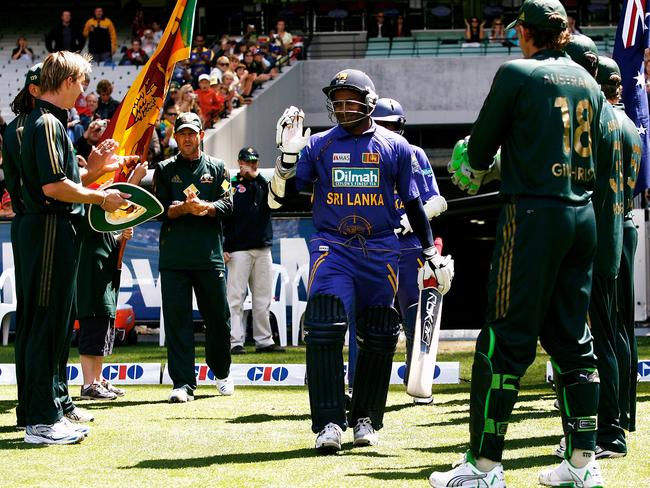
left=0, top=339, right=648, bottom=487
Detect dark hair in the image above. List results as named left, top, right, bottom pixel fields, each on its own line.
left=601, top=83, right=622, bottom=102
left=10, top=86, right=34, bottom=116
left=522, top=24, right=571, bottom=51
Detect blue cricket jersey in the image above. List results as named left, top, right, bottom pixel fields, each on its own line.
left=296, top=122, right=419, bottom=239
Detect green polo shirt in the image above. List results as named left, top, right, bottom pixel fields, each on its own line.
left=20, top=99, right=83, bottom=215
left=154, top=152, right=232, bottom=270
left=1, top=113, right=28, bottom=215
left=613, top=104, right=641, bottom=218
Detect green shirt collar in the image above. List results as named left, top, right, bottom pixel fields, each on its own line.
left=35, top=99, right=68, bottom=126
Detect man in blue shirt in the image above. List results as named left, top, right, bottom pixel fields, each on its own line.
left=268, top=69, right=454, bottom=452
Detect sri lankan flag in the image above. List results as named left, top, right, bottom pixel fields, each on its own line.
left=93, top=0, right=196, bottom=187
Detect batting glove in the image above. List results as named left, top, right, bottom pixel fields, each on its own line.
left=419, top=246, right=454, bottom=295
left=276, top=106, right=311, bottom=165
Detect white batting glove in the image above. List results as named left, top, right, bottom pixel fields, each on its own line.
left=394, top=213, right=413, bottom=235
left=276, top=106, right=311, bottom=165
left=418, top=246, right=454, bottom=295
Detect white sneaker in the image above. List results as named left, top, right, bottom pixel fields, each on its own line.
left=413, top=395, right=433, bottom=405
left=539, top=459, right=604, bottom=487
left=216, top=376, right=234, bottom=396
left=429, top=450, right=506, bottom=488
left=61, top=417, right=90, bottom=437
left=168, top=387, right=194, bottom=403
left=64, top=407, right=94, bottom=423
left=353, top=417, right=378, bottom=447
left=315, top=422, right=343, bottom=451
left=594, top=446, right=626, bottom=459
left=24, top=418, right=84, bottom=445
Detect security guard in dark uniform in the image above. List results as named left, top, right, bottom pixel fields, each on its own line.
left=154, top=112, right=234, bottom=403
left=2, top=63, right=41, bottom=429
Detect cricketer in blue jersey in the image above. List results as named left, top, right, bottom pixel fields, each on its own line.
left=268, top=69, right=454, bottom=453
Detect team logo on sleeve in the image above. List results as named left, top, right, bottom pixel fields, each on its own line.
left=361, top=152, right=380, bottom=164
left=332, top=153, right=350, bottom=163
left=332, top=168, right=379, bottom=187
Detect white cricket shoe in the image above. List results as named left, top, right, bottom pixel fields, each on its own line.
left=539, top=459, right=604, bottom=487
left=64, top=407, right=94, bottom=423
left=554, top=437, right=566, bottom=459
left=216, top=376, right=234, bottom=396
left=413, top=395, right=433, bottom=405
left=61, top=417, right=90, bottom=437
left=168, top=387, right=194, bottom=403
left=314, top=422, right=343, bottom=452
left=353, top=417, right=378, bottom=446
left=429, top=450, right=506, bottom=488
left=24, top=418, right=84, bottom=445
left=555, top=437, right=626, bottom=461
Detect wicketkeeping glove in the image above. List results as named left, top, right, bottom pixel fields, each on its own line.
left=276, top=105, right=311, bottom=165
left=418, top=245, right=454, bottom=295
left=447, top=136, right=497, bottom=195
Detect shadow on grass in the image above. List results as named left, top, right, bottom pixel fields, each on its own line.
left=636, top=394, right=650, bottom=403
left=77, top=399, right=174, bottom=410
left=347, top=453, right=559, bottom=481
left=420, top=405, right=560, bottom=428
left=0, top=400, right=16, bottom=416
left=411, top=435, right=558, bottom=455
left=0, top=435, right=52, bottom=451
left=123, top=447, right=395, bottom=469
left=227, top=413, right=311, bottom=424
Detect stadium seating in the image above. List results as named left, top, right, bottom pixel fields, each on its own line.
left=0, top=267, right=16, bottom=346
left=291, top=263, right=309, bottom=346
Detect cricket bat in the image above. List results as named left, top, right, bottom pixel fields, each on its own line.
left=406, top=279, right=444, bottom=399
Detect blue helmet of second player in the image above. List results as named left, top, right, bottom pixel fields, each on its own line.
left=373, top=98, right=406, bottom=135
left=322, top=69, right=378, bottom=126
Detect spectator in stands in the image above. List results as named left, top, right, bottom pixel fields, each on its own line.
left=80, top=92, right=98, bottom=129
left=196, top=74, right=224, bottom=128
left=490, top=17, right=506, bottom=43
left=83, top=7, right=117, bottom=64
left=119, top=38, right=149, bottom=66
left=234, top=63, right=254, bottom=99
left=209, top=55, right=232, bottom=84
left=568, top=14, right=582, bottom=35
left=464, top=16, right=486, bottom=46
left=212, top=74, right=240, bottom=114
left=11, top=37, right=34, bottom=62
left=224, top=147, right=284, bottom=355
left=46, top=10, right=85, bottom=53
left=67, top=108, right=84, bottom=143
left=172, top=60, right=192, bottom=86
left=273, top=19, right=293, bottom=54
left=151, top=20, right=163, bottom=45
left=393, top=15, right=411, bottom=38
left=96, top=79, right=119, bottom=120
left=177, top=83, right=201, bottom=118
left=166, top=81, right=181, bottom=107
left=242, top=24, right=258, bottom=44
left=189, top=34, right=215, bottom=85
left=75, top=119, right=108, bottom=160
left=131, top=8, right=146, bottom=39
left=214, top=36, right=233, bottom=58
left=367, top=11, right=390, bottom=38
left=0, top=190, right=15, bottom=219
left=141, top=29, right=157, bottom=58
left=158, top=106, right=178, bottom=159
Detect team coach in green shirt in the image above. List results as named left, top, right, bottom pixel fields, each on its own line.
left=154, top=112, right=234, bottom=403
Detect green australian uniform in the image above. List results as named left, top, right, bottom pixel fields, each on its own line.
left=613, top=104, right=641, bottom=434
left=2, top=113, right=28, bottom=427
left=154, top=152, right=232, bottom=391
left=466, top=49, right=603, bottom=461
left=590, top=101, right=626, bottom=453
left=19, top=99, right=84, bottom=426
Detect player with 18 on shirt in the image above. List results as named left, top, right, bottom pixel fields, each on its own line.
left=268, top=69, right=453, bottom=452
left=437, top=1, right=606, bottom=486
left=154, top=112, right=234, bottom=403
left=17, top=51, right=128, bottom=445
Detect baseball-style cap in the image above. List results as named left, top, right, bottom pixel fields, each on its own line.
left=24, top=62, right=42, bottom=88
left=596, top=55, right=622, bottom=85
left=238, top=146, right=260, bottom=162
left=565, top=34, right=599, bottom=76
left=506, top=0, right=568, bottom=30
left=174, top=112, right=202, bottom=132
left=198, top=73, right=210, bottom=82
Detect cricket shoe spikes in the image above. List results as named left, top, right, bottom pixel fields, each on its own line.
left=429, top=450, right=506, bottom=487
left=539, top=459, right=604, bottom=487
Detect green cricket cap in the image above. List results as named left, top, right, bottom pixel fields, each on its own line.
left=565, top=34, right=599, bottom=76
left=506, top=0, right=568, bottom=30
left=24, top=62, right=42, bottom=88
left=596, top=56, right=622, bottom=85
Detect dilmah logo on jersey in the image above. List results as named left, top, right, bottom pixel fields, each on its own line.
left=332, top=168, right=379, bottom=188
left=247, top=366, right=289, bottom=382
left=332, top=153, right=350, bottom=163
